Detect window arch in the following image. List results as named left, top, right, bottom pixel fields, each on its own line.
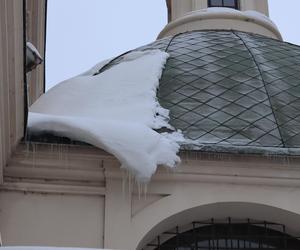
left=144, top=219, right=300, bottom=250
left=208, top=0, right=239, bottom=9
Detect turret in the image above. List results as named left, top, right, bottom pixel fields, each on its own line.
left=160, top=0, right=282, bottom=40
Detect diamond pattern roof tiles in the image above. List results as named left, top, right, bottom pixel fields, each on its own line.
left=90, top=31, right=300, bottom=154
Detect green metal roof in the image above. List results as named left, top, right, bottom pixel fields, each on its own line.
left=106, top=30, right=300, bottom=153
left=31, top=30, right=300, bottom=155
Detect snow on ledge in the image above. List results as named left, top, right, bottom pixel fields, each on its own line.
left=26, top=42, right=42, bottom=59
left=28, top=50, right=181, bottom=182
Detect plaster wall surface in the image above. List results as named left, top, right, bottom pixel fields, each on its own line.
left=158, top=17, right=281, bottom=39
left=169, top=0, right=269, bottom=21
left=1, top=146, right=300, bottom=250
left=102, top=152, right=300, bottom=249
left=239, top=0, right=269, bottom=15
left=162, top=0, right=280, bottom=40
left=104, top=179, right=300, bottom=250
left=134, top=182, right=300, bottom=250
left=0, top=191, right=105, bottom=248
left=26, top=0, right=46, bottom=105
left=0, top=0, right=25, bottom=184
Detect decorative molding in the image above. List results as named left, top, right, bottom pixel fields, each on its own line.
left=4, top=142, right=300, bottom=194
left=0, top=0, right=25, bottom=185
left=158, top=9, right=282, bottom=40
left=132, top=194, right=170, bottom=217
left=1, top=181, right=106, bottom=196
left=26, top=0, right=47, bottom=104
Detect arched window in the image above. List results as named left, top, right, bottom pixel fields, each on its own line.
left=144, top=219, right=300, bottom=250
left=208, top=0, right=239, bottom=9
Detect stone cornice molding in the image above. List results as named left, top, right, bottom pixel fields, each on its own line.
left=158, top=9, right=282, bottom=40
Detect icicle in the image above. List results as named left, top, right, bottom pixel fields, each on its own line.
left=143, top=182, right=148, bottom=200
left=137, top=181, right=141, bottom=200
left=59, top=144, right=62, bottom=161
left=50, top=143, right=54, bottom=156
left=25, top=141, right=30, bottom=159
left=122, top=170, right=127, bottom=198
left=285, top=156, right=290, bottom=166
left=65, top=145, right=69, bottom=168
left=32, top=143, right=36, bottom=167
left=120, top=170, right=134, bottom=198
left=128, top=171, right=132, bottom=196
left=61, top=144, right=66, bottom=168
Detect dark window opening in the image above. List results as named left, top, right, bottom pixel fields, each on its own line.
left=144, top=219, right=300, bottom=250
left=208, top=0, right=239, bottom=9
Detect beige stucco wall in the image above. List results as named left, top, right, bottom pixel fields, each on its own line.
left=0, top=192, right=105, bottom=248
left=0, top=0, right=25, bottom=184
left=160, top=2, right=281, bottom=40
left=2, top=144, right=300, bottom=250
left=158, top=15, right=281, bottom=40
left=135, top=184, right=300, bottom=249
left=239, top=0, right=269, bottom=15
left=103, top=154, right=300, bottom=250
left=169, top=0, right=269, bottom=21
left=0, top=0, right=46, bottom=184
left=0, top=144, right=107, bottom=247
left=162, top=0, right=281, bottom=41
left=26, top=0, right=47, bottom=105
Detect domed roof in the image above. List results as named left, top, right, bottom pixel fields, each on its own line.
left=104, top=30, right=300, bottom=154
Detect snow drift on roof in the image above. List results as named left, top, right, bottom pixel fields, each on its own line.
left=28, top=50, right=180, bottom=182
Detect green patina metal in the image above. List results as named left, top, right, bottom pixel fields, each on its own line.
left=106, top=30, right=300, bottom=150
left=32, top=30, right=300, bottom=154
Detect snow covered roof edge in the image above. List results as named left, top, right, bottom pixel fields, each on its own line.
left=28, top=50, right=181, bottom=182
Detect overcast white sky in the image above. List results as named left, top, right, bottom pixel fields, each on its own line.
left=46, top=0, right=300, bottom=90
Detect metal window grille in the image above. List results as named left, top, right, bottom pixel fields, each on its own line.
left=208, top=0, right=239, bottom=9
left=143, top=219, right=300, bottom=250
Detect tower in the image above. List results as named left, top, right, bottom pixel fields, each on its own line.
left=162, top=0, right=281, bottom=40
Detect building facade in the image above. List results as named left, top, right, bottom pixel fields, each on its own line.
left=1, top=1, right=300, bottom=250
